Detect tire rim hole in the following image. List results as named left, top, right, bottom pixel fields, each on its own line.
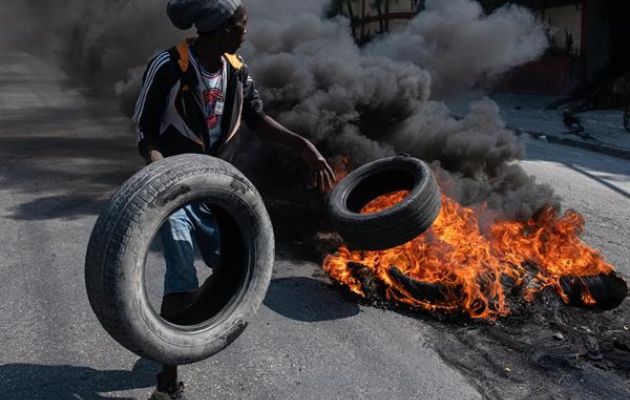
left=361, top=190, right=410, bottom=214
left=144, top=200, right=249, bottom=330
left=346, top=167, right=417, bottom=214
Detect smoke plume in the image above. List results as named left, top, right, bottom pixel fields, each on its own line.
left=4, top=0, right=557, bottom=220
left=366, top=0, right=548, bottom=95
left=239, top=0, right=555, bottom=219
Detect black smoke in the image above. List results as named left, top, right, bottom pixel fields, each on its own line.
left=2, top=0, right=558, bottom=220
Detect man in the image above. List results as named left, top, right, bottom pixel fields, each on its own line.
left=132, top=1, right=336, bottom=398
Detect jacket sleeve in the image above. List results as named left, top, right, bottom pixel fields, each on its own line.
left=132, top=51, right=172, bottom=159
left=241, top=64, right=266, bottom=129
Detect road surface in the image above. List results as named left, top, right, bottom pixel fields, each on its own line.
left=1, top=51, right=628, bottom=399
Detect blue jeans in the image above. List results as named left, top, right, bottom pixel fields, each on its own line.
left=159, top=203, right=221, bottom=296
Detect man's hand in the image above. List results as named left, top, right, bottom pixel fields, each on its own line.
left=300, top=139, right=336, bottom=192
left=254, top=116, right=336, bottom=191
left=146, top=149, right=164, bottom=165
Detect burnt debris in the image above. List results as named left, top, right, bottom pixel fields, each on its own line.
left=560, top=274, right=628, bottom=311
left=340, top=262, right=628, bottom=314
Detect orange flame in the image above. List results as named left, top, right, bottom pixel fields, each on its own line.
left=332, top=156, right=351, bottom=183
left=323, top=192, right=615, bottom=320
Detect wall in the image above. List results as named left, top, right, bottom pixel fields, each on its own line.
left=582, top=0, right=610, bottom=80
left=343, top=0, right=419, bottom=39
left=540, top=4, right=583, bottom=55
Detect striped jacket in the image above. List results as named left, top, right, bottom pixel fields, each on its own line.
left=132, top=39, right=266, bottom=161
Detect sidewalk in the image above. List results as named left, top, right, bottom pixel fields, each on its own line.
left=448, top=92, right=630, bottom=160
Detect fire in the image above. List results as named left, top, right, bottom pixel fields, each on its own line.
left=332, top=156, right=351, bottom=182
left=323, top=192, right=616, bottom=320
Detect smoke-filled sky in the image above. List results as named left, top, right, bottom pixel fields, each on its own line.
left=367, top=0, right=548, bottom=95
left=1, top=0, right=557, bottom=220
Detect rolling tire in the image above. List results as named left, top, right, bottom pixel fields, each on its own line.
left=85, top=154, right=274, bottom=365
left=329, top=156, right=441, bottom=250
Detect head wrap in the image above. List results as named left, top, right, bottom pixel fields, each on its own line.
left=167, top=0, right=242, bottom=33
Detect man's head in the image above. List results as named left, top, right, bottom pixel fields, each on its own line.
left=209, top=5, right=247, bottom=54
left=167, top=0, right=247, bottom=53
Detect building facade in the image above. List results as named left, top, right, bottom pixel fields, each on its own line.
left=332, top=0, right=422, bottom=43
left=498, top=0, right=630, bottom=94
left=332, top=0, right=630, bottom=94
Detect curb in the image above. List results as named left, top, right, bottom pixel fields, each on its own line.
left=450, top=112, right=630, bottom=161
left=514, top=128, right=630, bottom=161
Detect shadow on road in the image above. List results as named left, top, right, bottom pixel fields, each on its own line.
left=9, top=194, right=110, bottom=221
left=564, top=162, right=630, bottom=200
left=0, top=358, right=158, bottom=400
left=1, top=125, right=139, bottom=221
left=264, top=277, right=360, bottom=322
left=526, top=140, right=630, bottom=183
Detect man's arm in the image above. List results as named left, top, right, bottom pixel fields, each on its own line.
left=132, top=51, right=172, bottom=164
left=240, top=64, right=336, bottom=191
left=254, top=115, right=336, bottom=191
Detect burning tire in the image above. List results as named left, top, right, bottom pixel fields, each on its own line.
left=329, top=156, right=441, bottom=250
left=85, top=154, right=274, bottom=365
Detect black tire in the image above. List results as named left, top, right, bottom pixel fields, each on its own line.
left=624, top=106, right=630, bottom=133
left=85, top=154, right=274, bottom=365
left=329, top=156, right=441, bottom=250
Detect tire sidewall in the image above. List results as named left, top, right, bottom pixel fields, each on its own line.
left=328, top=156, right=441, bottom=250
left=90, top=155, right=274, bottom=365
left=330, top=157, right=430, bottom=223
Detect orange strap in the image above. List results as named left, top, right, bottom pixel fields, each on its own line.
left=176, top=39, right=190, bottom=73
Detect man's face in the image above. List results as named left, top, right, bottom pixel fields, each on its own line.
left=223, top=6, right=248, bottom=54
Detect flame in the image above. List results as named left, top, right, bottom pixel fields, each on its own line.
left=323, top=192, right=615, bottom=320
left=332, top=156, right=351, bottom=183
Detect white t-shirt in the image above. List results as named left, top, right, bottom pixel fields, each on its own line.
left=189, top=48, right=227, bottom=151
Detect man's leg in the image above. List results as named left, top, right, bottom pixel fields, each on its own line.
left=154, top=294, right=189, bottom=396
left=160, top=206, right=199, bottom=297
left=156, top=365, right=179, bottom=394
left=190, top=202, right=221, bottom=269
left=152, top=206, right=199, bottom=398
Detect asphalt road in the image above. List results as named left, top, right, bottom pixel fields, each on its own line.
left=520, top=137, right=630, bottom=277
left=1, top=51, right=629, bottom=400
